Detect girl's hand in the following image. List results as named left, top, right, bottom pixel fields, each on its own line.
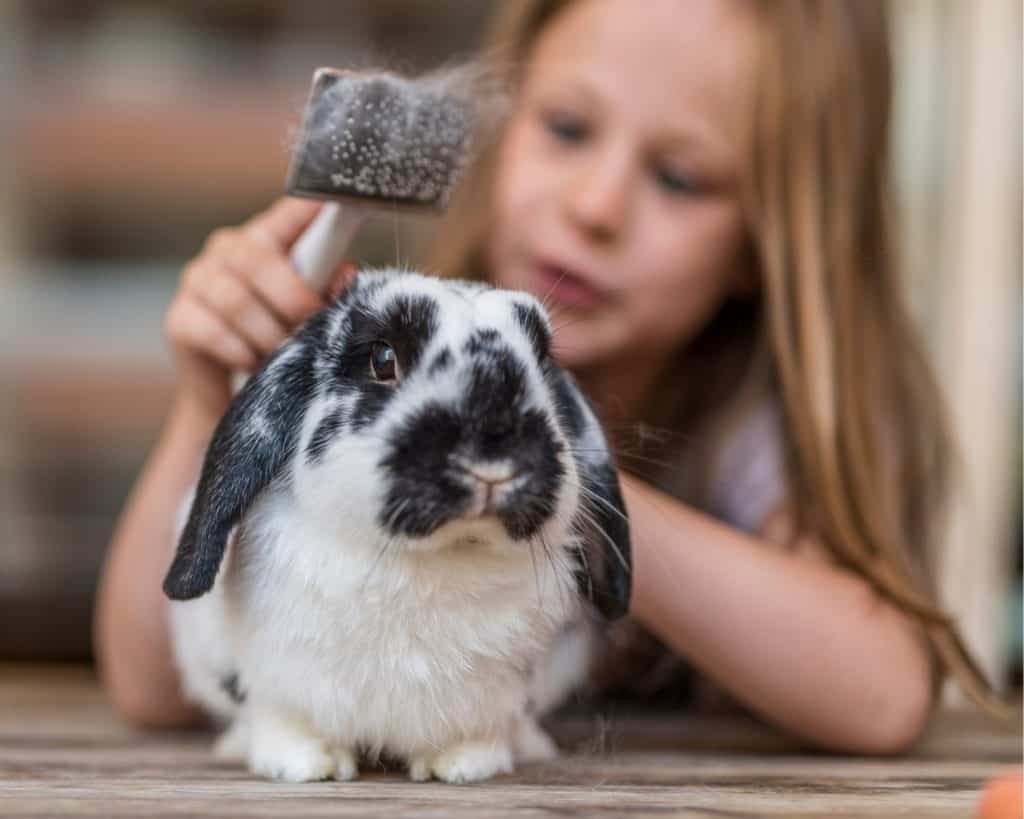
left=164, top=197, right=357, bottom=422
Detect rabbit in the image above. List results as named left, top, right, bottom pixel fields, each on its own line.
left=163, top=268, right=631, bottom=784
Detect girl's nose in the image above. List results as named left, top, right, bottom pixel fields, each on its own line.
left=563, top=144, right=633, bottom=243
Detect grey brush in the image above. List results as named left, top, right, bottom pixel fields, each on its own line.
left=284, top=67, right=478, bottom=292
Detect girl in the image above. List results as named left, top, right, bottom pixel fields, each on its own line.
left=94, top=0, right=1005, bottom=753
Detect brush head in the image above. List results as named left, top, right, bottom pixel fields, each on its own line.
left=285, top=68, right=476, bottom=211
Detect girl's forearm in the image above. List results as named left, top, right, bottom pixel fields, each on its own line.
left=93, top=396, right=218, bottom=728
left=621, top=473, right=933, bottom=754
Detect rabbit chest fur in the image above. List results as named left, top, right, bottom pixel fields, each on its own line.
left=227, top=479, right=580, bottom=756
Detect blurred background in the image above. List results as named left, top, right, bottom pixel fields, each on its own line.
left=0, top=1, right=1020, bottom=699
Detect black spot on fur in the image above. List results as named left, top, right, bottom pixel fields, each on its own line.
left=463, top=327, right=501, bottom=357
left=378, top=403, right=471, bottom=537
left=513, top=302, right=551, bottom=361
left=221, top=672, right=246, bottom=704
left=427, top=347, right=453, bottom=376
left=495, top=407, right=563, bottom=539
left=464, top=353, right=527, bottom=459
left=381, top=294, right=439, bottom=375
left=306, top=404, right=348, bottom=464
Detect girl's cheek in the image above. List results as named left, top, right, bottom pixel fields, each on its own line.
left=510, top=141, right=556, bottom=210
left=506, top=114, right=572, bottom=203
left=495, top=135, right=537, bottom=218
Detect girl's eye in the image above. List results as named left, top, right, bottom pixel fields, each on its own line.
left=655, top=165, right=698, bottom=196
left=544, top=111, right=588, bottom=144
left=370, top=342, right=398, bottom=382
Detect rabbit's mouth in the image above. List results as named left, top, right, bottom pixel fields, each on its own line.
left=377, top=402, right=565, bottom=542
left=454, top=458, right=528, bottom=519
left=378, top=463, right=561, bottom=544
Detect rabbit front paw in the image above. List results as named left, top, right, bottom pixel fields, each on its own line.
left=251, top=743, right=334, bottom=783
left=410, top=739, right=513, bottom=784
left=247, top=706, right=349, bottom=782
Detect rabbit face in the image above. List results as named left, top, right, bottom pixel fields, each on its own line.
left=165, top=269, right=630, bottom=620
left=292, top=272, right=578, bottom=555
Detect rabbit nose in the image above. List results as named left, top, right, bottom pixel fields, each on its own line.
left=454, top=455, right=520, bottom=485
left=454, top=458, right=524, bottom=515
left=464, top=463, right=521, bottom=486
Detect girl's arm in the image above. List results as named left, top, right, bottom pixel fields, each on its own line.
left=622, top=472, right=933, bottom=754
left=93, top=398, right=218, bottom=728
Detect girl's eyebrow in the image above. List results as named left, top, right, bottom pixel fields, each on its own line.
left=533, top=72, right=602, bottom=110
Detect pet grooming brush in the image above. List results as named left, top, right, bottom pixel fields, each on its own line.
left=284, top=67, right=478, bottom=292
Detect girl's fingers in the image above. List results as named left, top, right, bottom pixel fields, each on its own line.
left=245, top=197, right=324, bottom=249
left=166, top=293, right=260, bottom=372
left=219, top=229, right=324, bottom=326
left=194, top=264, right=291, bottom=356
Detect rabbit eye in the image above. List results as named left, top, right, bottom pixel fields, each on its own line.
left=370, top=342, right=399, bottom=382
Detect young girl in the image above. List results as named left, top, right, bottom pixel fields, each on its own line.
left=94, top=0, right=1005, bottom=752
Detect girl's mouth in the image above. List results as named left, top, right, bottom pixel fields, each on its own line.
left=533, top=262, right=607, bottom=309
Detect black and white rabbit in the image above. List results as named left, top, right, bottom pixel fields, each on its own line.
left=164, top=269, right=631, bottom=784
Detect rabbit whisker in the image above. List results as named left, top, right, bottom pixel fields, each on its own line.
left=539, top=528, right=572, bottom=618
left=570, top=483, right=630, bottom=574
left=539, top=269, right=569, bottom=316
left=565, top=446, right=677, bottom=473
left=526, top=533, right=543, bottom=612
left=550, top=315, right=590, bottom=336
left=571, top=523, right=595, bottom=603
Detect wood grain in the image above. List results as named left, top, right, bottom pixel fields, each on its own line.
left=1, top=664, right=1019, bottom=818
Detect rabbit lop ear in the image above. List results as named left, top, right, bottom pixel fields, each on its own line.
left=547, top=369, right=632, bottom=620
left=162, top=339, right=316, bottom=600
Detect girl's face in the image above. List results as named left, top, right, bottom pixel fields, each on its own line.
left=489, top=0, right=757, bottom=373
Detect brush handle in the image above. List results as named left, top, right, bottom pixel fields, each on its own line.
left=289, top=201, right=367, bottom=293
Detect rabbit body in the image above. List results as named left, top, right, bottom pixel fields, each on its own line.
left=166, top=270, right=629, bottom=783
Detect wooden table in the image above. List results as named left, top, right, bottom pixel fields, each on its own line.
left=2, top=664, right=1019, bottom=818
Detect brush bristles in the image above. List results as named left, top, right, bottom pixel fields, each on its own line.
left=286, top=69, right=477, bottom=209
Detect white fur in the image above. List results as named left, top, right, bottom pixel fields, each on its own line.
left=233, top=482, right=579, bottom=775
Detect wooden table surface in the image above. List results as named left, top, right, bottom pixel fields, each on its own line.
left=1, top=664, right=1019, bottom=818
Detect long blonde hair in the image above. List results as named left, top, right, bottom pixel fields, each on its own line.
left=428, top=0, right=1008, bottom=716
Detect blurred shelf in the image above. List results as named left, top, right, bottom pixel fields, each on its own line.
left=12, top=364, right=173, bottom=443
left=13, top=83, right=301, bottom=208
left=3, top=264, right=176, bottom=440
left=0, top=263, right=176, bottom=363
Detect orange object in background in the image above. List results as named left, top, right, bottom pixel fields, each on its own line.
left=977, top=768, right=1023, bottom=819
